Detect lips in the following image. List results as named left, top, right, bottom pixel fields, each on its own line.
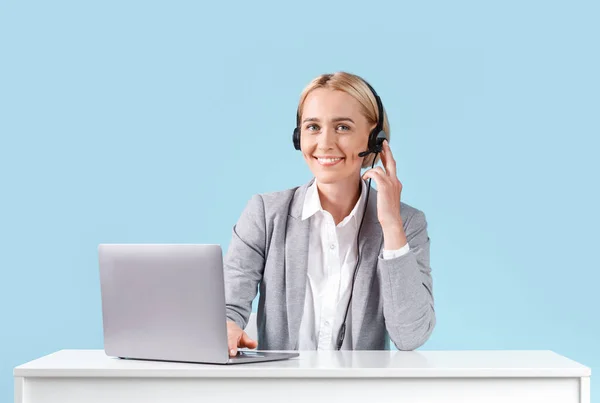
left=314, top=156, right=344, bottom=166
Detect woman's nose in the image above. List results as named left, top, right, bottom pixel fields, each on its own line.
left=317, top=127, right=336, bottom=149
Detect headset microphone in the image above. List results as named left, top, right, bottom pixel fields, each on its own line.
left=358, top=131, right=387, bottom=157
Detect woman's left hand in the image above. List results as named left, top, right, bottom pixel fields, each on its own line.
left=362, top=140, right=406, bottom=248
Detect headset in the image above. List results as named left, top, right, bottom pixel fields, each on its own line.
left=293, top=79, right=387, bottom=156
left=291, top=77, right=388, bottom=350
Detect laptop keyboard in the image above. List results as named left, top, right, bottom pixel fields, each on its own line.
left=235, top=351, right=265, bottom=357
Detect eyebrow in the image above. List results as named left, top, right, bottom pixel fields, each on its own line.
left=302, top=117, right=355, bottom=124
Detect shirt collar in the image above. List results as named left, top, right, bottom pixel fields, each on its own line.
left=301, top=177, right=367, bottom=228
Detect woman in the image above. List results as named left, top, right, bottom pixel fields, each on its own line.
left=224, top=71, right=435, bottom=356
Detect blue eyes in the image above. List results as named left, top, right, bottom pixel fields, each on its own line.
left=306, top=124, right=351, bottom=132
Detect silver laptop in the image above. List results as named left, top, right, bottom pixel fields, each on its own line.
left=98, top=243, right=299, bottom=364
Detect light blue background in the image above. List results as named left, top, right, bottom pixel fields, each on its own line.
left=1, top=0, right=598, bottom=401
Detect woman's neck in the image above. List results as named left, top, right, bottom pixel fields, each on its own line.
left=316, top=176, right=362, bottom=226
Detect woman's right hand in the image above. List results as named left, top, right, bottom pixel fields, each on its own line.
left=227, top=320, right=258, bottom=357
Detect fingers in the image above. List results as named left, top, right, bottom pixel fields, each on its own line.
left=228, top=333, right=257, bottom=357
left=227, top=321, right=242, bottom=357
left=382, top=140, right=397, bottom=178
left=363, top=165, right=402, bottom=194
left=240, top=332, right=258, bottom=349
left=227, top=321, right=258, bottom=357
left=363, top=166, right=387, bottom=183
left=227, top=334, right=239, bottom=357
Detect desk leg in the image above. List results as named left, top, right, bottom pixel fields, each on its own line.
left=14, top=377, right=24, bottom=403
left=580, top=377, right=590, bottom=403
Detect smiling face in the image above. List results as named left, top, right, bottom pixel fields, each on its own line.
left=299, top=88, right=373, bottom=184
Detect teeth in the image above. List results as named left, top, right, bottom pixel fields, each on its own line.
left=318, top=158, right=342, bottom=163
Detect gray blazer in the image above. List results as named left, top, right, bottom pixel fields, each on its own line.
left=224, top=177, right=435, bottom=351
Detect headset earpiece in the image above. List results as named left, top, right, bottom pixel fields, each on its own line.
left=293, top=126, right=301, bottom=151
left=373, top=130, right=387, bottom=152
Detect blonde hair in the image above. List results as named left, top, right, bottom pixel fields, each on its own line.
left=296, top=71, right=390, bottom=168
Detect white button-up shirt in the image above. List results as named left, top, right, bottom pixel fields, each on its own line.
left=298, top=178, right=410, bottom=350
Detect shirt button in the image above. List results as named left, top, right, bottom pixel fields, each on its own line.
left=330, top=244, right=335, bottom=250
left=324, top=321, right=330, bottom=326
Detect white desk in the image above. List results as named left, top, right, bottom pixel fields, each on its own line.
left=14, top=349, right=591, bottom=403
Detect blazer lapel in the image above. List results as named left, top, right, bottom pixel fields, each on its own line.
left=351, top=182, right=383, bottom=346
left=284, top=179, right=313, bottom=349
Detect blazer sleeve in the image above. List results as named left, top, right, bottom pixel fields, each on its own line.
left=223, top=194, right=266, bottom=330
left=378, top=209, right=436, bottom=350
